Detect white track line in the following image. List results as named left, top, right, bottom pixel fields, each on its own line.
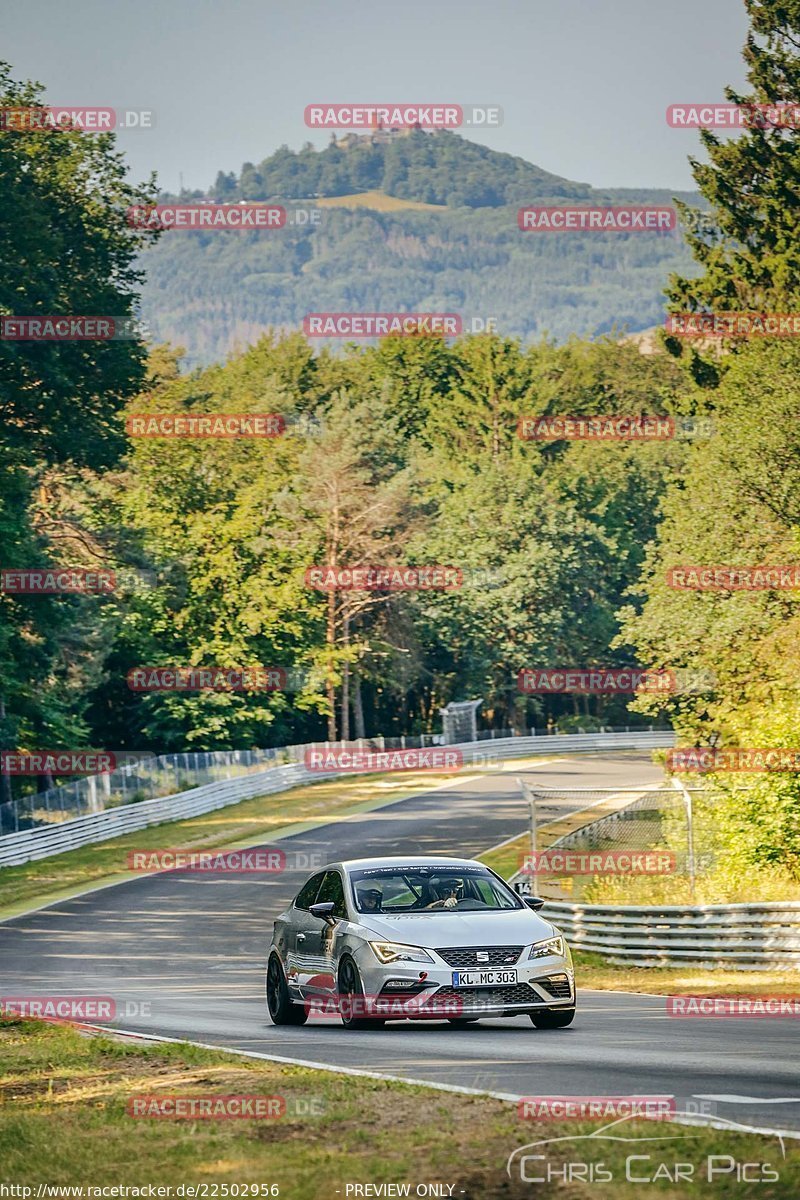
left=79, top=1022, right=800, bottom=1142
left=80, top=1022, right=522, bottom=1101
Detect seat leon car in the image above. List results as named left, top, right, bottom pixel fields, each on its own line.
left=266, top=855, right=575, bottom=1029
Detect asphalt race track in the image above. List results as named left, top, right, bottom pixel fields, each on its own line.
left=1, top=753, right=798, bottom=1139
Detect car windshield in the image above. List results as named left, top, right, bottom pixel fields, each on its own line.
left=349, top=866, right=522, bottom=914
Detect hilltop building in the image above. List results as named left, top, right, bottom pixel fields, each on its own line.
left=331, top=122, right=430, bottom=150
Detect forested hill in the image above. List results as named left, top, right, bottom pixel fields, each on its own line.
left=141, top=130, right=702, bottom=366
left=196, top=128, right=698, bottom=209
left=206, top=129, right=593, bottom=208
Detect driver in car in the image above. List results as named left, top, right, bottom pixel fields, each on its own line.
left=425, top=878, right=463, bottom=909
left=357, top=886, right=383, bottom=913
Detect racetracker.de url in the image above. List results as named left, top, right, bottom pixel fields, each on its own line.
left=0, top=1187, right=280, bottom=1198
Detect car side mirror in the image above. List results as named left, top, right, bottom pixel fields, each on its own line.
left=309, top=901, right=337, bottom=924
left=524, top=896, right=545, bottom=911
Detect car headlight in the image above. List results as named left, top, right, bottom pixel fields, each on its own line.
left=369, top=942, right=435, bottom=965
left=528, top=935, right=565, bottom=960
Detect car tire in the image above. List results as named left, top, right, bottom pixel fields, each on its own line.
left=530, top=1006, right=575, bottom=1029
left=447, top=1018, right=479, bottom=1026
left=266, top=954, right=308, bottom=1026
left=338, top=956, right=384, bottom=1030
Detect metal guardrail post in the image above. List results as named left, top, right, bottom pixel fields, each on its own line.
left=517, top=776, right=538, bottom=896
left=671, top=775, right=697, bottom=904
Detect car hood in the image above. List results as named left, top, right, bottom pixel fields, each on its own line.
left=355, top=908, right=558, bottom=948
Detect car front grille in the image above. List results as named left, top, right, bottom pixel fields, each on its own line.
left=433, top=983, right=541, bottom=1006
left=537, top=973, right=572, bottom=999
left=435, top=945, right=523, bottom=968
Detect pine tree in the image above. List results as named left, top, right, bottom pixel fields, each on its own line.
left=667, top=0, right=800, bottom=318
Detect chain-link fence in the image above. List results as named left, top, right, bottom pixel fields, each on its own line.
left=0, top=734, right=445, bottom=832
left=515, top=784, right=709, bottom=903
left=0, top=724, right=671, bottom=835
left=0, top=749, right=286, bottom=833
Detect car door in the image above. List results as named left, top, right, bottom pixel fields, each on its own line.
left=299, top=869, right=348, bottom=998
left=285, top=870, right=325, bottom=994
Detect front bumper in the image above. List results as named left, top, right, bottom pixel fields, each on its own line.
left=354, top=946, right=575, bottom=1018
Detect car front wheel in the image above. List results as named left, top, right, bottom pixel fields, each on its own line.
left=266, top=954, right=308, bottom=1026
left=338, top=956, right=385, bottom=1030
left=530, top=1006, right=575, bottom=1029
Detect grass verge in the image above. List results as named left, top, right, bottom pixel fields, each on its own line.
left=1, top=1016, right=798, bottom=1198
left=480, top=831, right=528, bottom=882
left=571, top=950, right=800, bottom=997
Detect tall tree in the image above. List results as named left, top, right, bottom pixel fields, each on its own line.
left=0, top=62, right=157, bottom=809
left=288, top=388, right=417, bottom=740
left=666, top=1, right=800, bottom=325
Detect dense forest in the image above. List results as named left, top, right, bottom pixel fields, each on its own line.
left=140, top=131, right=702, bottom=366
left=1, top=0, right=799, bottom=888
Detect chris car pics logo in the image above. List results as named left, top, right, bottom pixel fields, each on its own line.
left=507, top=1114, right=784, bottom=1185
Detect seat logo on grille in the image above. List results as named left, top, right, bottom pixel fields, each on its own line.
left=476, top=952, right=490, bottom=962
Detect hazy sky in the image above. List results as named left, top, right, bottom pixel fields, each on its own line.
left=4, top=0, right=750, bottom=194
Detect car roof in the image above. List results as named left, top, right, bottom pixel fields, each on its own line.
left=340, top=856, right=485, bottom=872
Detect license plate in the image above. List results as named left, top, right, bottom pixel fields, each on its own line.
left=451, top=968, right=518, bottom=988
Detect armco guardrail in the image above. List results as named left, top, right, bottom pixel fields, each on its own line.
left=538, top=900, right=800, bottom=970
left=0, top=761, right=315, bottom=869
left=0, top=730, right=673, bottom=869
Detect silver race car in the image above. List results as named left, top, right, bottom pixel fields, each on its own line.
left=266, top=855, right=575, bottom=1029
